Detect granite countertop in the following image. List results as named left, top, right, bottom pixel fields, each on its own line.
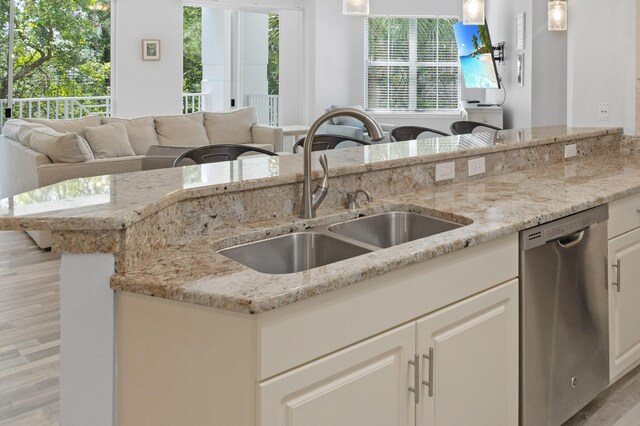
left=0, top=125, right=632, bottom=315
left=0, top=126, right=619, bottom=231
left=110, top=152, right=640, bottom=314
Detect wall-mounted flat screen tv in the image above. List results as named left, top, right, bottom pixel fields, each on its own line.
left=452, top=21, right=500, bottom=89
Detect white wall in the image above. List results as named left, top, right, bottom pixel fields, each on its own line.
left=112, top=0, right=184, bottom=117
left=112, top=0, right=636, bottom=134
left=112, top=0, right=304, bottom=119
left=567, top=0, right=636, bottom=134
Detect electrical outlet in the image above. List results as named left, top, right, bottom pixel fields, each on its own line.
left=564, top=144, right=577, bottom=158
left=598, top=103, right=610, bottom=121
left=468, top=157, right=486, bottom=177
left=435, top=162, right=456, bottom=182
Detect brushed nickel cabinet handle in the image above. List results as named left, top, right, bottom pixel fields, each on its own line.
left=422, top=347, right=434, bottom=397
left=408, top=354, right=420, bottom=404
left=612, top=260, right=622, bottom=293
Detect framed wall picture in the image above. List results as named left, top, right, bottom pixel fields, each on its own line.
left=142, top=40, right=160, bottom=61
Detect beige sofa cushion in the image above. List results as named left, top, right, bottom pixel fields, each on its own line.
left=101, top=116, right=159, bottom=155
left=204, top=107, right=257, bottom=145
left=85, top=122, right=136, bottom=159
left=3, top=119, right=38, bottom=148
left=25, top=116, right=101, bottom=140
left=27, top=126, right=95, bottom=163
left=154, top=112, right=209, bottom=147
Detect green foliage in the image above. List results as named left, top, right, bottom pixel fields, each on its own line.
left=183, top=6, right=202, bottom=93
left=267, top=13, right=279, bottom=95
left=0, top=0, right=111, bottom=100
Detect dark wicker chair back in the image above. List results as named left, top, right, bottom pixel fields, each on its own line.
left=173, top=144, right=277, bottom=167
left=390, top=126, right=450, bottom=142
left=449, top=121, right=502, bottom=135
left=293, top=134, right=371, bottom=153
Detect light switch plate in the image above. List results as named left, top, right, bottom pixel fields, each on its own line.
left=468, top=157, right=486, bottom=177
left=564, top=144, right=577, bottom=158
left=436, top=162, right=456, bottom=182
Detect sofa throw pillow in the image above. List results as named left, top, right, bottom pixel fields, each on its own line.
left=84, top=122, right=136, bottom=159
left=204, top=107, right=257, bottom=145
left=328, top=105, right=366, bottom=129
left=25, top=116, right=101, bottom=140
left=101, top=116, right=159, bottom=155
left=154, top=112, right=209, bottom=147
left=27, top=126, right=95, bottom=163
left=2, top=119, right=31, bottom=146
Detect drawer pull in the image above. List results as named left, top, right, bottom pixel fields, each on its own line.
left=422, top=347, right=434, bottom=397
left=408, top=353, right=420, bottom=404
left=612, top=260, right=622, bottom=293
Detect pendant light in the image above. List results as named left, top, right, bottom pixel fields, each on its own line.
left=463, top=0, right=485, bottom=25
left=548, top=0, right=568, bottom=31
left=343, top=0, right=369, bottom=16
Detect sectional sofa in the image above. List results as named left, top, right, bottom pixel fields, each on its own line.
left=0, top=107, right=283, bottom=199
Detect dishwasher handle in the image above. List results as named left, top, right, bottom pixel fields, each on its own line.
left=557, top=229, right=586, bottom=248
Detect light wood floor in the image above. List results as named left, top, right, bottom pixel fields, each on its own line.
left=1, top=229, right=640, bottom=426
left=0, top=231, right=60, bottom=425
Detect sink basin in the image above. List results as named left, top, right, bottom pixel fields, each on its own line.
left=328, top=212, right=463, bottom=248
left=219, top=232, right=372, bottom=274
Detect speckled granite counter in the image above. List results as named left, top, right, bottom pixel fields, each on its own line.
left=109, top=153, right=640, bottom=313
left=0, top=126, right=634, bottom=314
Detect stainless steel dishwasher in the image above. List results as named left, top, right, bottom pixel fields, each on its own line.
left=520, top=204, right=609, bottom=426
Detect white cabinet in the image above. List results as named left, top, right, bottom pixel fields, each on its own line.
left=608, top=227, right=640, bottom=380
left=259, top=323, right=416, bottom=426
left=259, top=280, right=519, bottom=426
left=461, top=104, right=504, bottom=128
left=416, top=280, right=518, bottom=426
left=116, top=235, right=520, bottom=425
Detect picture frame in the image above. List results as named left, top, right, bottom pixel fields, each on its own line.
left=142, top=39, right=160, bottom=61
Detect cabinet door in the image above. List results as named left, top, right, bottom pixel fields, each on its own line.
left=259, top=323, right=416, bottom=426
left=609, top=227, right=640, bottom=380
left=416, top=280, right=518, bottom=426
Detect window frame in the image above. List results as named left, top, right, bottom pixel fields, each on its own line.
left=364, top=15, right=461, bottom=113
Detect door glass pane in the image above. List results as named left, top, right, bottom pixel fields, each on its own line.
left=243, top=11, right=279, bottom=126
left=187, top=7, right=280, bottom=125
left=183, top=6, right=202, bottom=114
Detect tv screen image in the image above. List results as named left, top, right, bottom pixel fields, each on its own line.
left=453, top=22, right=500, bottom=89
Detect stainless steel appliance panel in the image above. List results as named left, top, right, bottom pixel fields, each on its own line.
left=520, top=205, right=609, bottom=426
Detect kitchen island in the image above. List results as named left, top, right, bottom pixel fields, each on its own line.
left=0, top=126, right=637, bottom=425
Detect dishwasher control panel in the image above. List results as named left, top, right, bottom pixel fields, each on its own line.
left=520, top=205, right=609, bottom=250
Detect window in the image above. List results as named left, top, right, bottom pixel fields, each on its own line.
left=1, top=0, right=111, bottom=127
left=365, top=17, right=460, bottom=112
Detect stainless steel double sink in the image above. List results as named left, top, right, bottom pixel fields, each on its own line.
left=219, top=211, right=469, bottom=275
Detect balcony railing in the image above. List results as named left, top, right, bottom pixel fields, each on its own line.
left=183, top=93, right=204, bottom=115
left=247, top=94, right=279, bottom=127
left=0, top=96, right=112, bottom=129
left=0, top=93, right=280, bottom=130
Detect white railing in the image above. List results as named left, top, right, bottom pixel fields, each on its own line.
left=183, top=93, right=204, bottom=114
left=247, top=94, right=279, bottom=126
left=0, top=93, right=208, bottom=131
left=0, top=96, right=111, bottom=129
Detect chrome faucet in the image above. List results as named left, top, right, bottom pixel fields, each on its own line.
left=300, top=108, right=385, bottom=219
left=346, top=189, right=373, bottom=210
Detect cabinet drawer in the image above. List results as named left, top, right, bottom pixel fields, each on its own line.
left=609, top=193, right=640, bottom=238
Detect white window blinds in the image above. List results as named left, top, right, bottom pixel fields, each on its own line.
left=365, top=17, right=460, bottom=112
